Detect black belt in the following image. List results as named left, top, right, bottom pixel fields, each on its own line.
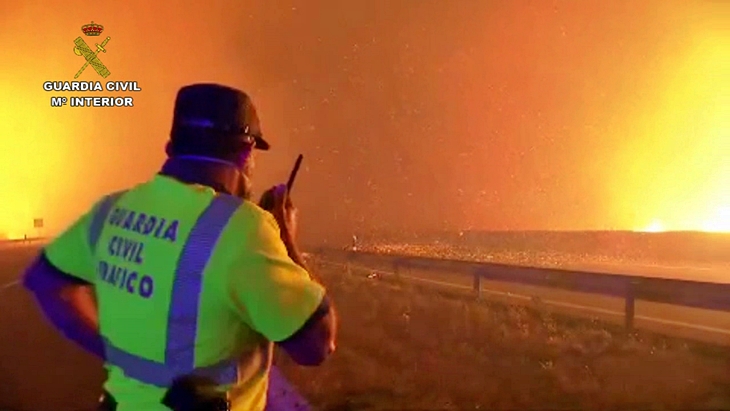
left=97, top=391, right=117, bottom=411
left=97, top=375, right=230, bottom=411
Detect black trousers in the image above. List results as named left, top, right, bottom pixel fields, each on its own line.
left=97, top=390, right=230, bottom=411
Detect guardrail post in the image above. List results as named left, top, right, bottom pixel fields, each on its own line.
left=625, top=280, right=636, bottom=331
left=473, top=274, right=482, bottom=299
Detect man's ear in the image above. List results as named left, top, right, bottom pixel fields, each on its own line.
left=237, top=174, right=253, bottom=201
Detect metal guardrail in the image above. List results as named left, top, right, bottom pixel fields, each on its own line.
left=316, top=248, right=730, bottom=331
left=0, top=237, right=46, bottom=245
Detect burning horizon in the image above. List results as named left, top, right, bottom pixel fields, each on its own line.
left=0, top=0, right=727, bottom=241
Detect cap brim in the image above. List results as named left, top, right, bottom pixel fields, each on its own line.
left=254, top=136, right=270, bottom=151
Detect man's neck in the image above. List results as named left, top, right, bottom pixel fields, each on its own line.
left=159, top=157, right=241, bottom=196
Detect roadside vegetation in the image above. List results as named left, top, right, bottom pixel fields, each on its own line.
left=279, top=259, right=730, bottom=410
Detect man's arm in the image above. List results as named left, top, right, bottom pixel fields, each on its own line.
left=282, top=236, right=326, bottom=286
left=277, top=294, right=337, bottom=366
left=229, top=212, right=337, bottom=366
left=23, top=206, right=105, bottom=360
left=23, top=253, right=105, bottom=359
left=277, top=238, right=337, bottom=365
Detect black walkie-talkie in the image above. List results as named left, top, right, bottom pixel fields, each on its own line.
left=286, top=154, right=304, bottom=193
left=260, top=154, right=303, bottom=211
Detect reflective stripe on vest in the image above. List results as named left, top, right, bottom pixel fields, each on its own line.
left=88, top=190, right=127, bottom=253
left=89, top=192, right=243, bottom=387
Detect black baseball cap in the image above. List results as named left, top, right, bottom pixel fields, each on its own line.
left=170, top=83, right=270, bottom=151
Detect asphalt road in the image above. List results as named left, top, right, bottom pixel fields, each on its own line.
left=0, top=245, right=103, bottom=411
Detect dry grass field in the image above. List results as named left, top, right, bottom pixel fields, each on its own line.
left=279, top=258, right=730, bottom=410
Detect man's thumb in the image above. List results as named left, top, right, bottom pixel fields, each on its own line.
left=273, top=184, right=288, bottom=206
left=259, top=190, right=274, bottom=211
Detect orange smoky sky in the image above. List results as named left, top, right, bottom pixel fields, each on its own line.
left=0, top=0, right=727, bottom=242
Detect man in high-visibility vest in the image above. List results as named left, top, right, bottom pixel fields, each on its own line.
left=22, top=83, right=338, bottom=411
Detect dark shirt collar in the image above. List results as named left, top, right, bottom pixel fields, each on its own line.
left=159, top=157, right=234, bottom=195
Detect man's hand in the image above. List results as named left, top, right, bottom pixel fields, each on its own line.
left=258, top=184, right=320, bottom=279
left=259, top=184, right=298, bottom=242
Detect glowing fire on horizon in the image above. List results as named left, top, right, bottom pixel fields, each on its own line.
left=638, top=206, right=730, bottom=233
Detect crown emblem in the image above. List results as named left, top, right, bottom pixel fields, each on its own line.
left=81, top=21, right=104, bottom=36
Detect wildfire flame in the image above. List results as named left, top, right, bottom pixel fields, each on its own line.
left=700, top=206, right=730, bottom=232
left=640, top=220, right=666, bottom=233
left=639, top=206, right=730, bottom=233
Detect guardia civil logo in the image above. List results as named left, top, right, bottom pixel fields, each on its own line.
left=73, top=21, right=111, bottom=79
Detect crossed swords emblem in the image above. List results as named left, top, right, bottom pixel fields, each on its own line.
left=73, top=36, right=111, bottom=79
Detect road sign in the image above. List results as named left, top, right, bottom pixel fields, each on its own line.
left=33, top=218, right=44, bottom=229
